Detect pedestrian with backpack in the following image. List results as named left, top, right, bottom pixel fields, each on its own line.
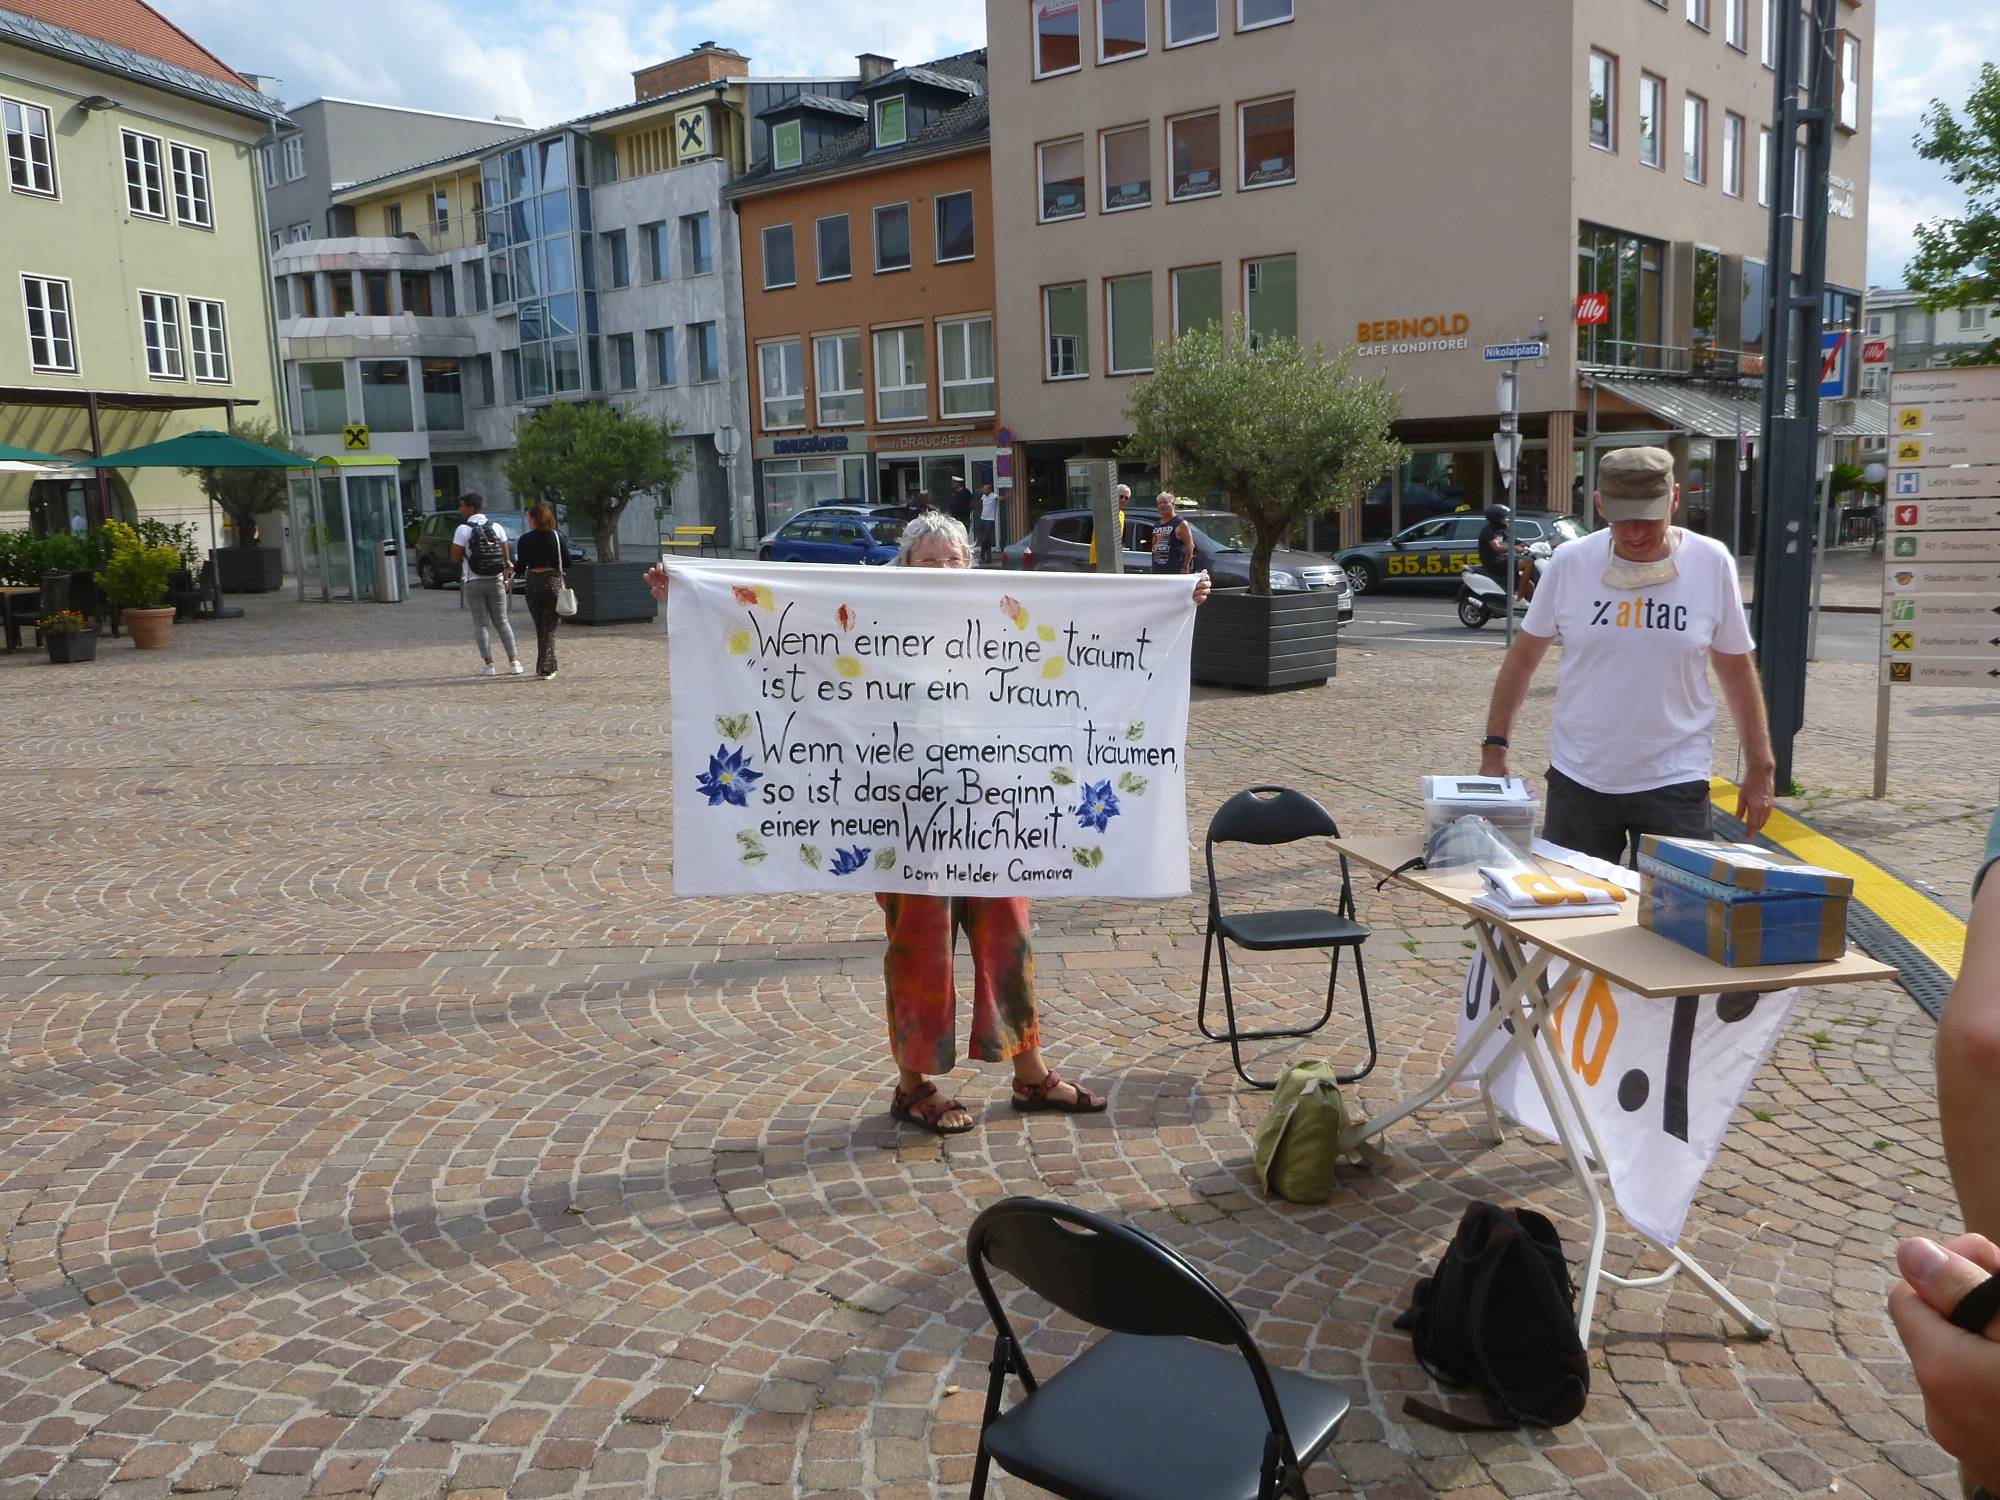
left=450, top=493, right=523, bottom=676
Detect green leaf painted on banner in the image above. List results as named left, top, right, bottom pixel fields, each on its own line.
left=873, top=846, right=898, bottom=870
left=800, top=844, right=822, bottom=870
left=1074, top=846, right=1103, bottom=869
left=735, top=830, right=767, bottom=865
left=1116, top=772, right=1148, bottom=796
left=716, top=712, right=752, bottom=741
left=1125, top=721, right=1145, bottom=741
left=1050, top=766, right=1075, bottom=786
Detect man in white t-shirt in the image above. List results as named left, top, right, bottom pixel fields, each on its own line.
left=978, top=482, right=1000, bottom=564
left=1478, top=447, right=1775, bottom=864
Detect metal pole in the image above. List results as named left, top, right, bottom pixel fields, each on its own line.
left=1583, top=378, right=1599, bottom=521
left=1806, top=442, right=1832, bottom=660
left=1870, top=683, right=1890, bottom=798
left=1506, top=359, right=1520, bottom=645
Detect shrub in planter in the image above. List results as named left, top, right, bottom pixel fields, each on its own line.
left=38, top=609, right=96, bottom=663
left=95, top=520, right=181, bottom=649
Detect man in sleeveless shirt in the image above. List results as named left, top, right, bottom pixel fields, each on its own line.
left=1151, top=492, right=1195, bottom=577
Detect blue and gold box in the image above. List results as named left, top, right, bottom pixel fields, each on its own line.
left=1635, top=837, right=1852, bottom=966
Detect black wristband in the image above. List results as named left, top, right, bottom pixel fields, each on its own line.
left=1481, top=735, right=1509, bottom=749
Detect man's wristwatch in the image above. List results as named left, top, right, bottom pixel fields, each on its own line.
left=1481, top=735, right=1509, bottom=750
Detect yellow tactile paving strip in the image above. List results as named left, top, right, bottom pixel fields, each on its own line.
left=1709, top=776, right=1968, bottom=979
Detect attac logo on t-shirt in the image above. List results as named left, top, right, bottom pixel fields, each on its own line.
left=1588, top=597, right=1690, bottom=632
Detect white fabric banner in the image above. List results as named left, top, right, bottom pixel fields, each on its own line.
left=665, top=560, right=1194, bottom=898
left=1455, top=950, right=1800, bottom=1246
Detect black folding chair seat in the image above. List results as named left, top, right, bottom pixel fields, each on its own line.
left=1216, top=908, right=1367, bottom=951
left=983, top=1332, right=1349, bottom=1500
left=1199, top=786, right=1378, bottom=1089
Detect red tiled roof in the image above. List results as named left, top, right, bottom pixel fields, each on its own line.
left=0, top=0, right=246, bottom=86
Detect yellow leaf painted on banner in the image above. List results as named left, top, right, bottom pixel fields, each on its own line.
left=726, top=630, right=751, bottom=656
left=1040, top=657, right=1065, bottom=680
left=835, top=657, right=864, bottom=678
left=1037, top=624, right=1057, bottom=642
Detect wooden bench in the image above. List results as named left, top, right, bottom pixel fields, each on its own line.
left=659, top=525, right=721, bottom=557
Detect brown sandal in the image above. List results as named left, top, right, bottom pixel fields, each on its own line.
left=891, top=1080, right=976, bottom=1135
left=1010, top=1070, right=1107, bottom=1114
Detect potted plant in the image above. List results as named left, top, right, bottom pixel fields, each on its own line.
left=183, top=418, right=298, bottom=592
left=38, top=609, right=95, bottom=663
left=95, top=520, right=182, bottom=649
left=1122, top=315, right=1403, bottom=690
left=504, top=402, right=686, bottom=624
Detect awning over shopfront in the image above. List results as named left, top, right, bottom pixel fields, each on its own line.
left=1588, top=375, right=1888, bottom=442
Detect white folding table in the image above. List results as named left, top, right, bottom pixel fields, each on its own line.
left=1333, top=835, right=1896, bottom=1343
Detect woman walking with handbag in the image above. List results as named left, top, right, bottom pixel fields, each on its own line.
left=517, top=505, right=570, bottom=678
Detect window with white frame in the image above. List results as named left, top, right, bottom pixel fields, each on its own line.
left=1033, top=0, right=1082, bottom=76
left=21, top=274, right=75, bottom=372
left=3, top=99, right=56, bottom=197
left=1865, top=313, right=1883, bottom=336
left=873, top=325, right=927, bottom=420
left=1760, top=0, right=1775, bottom=67
left=1173, top=264, right=1222, bottom=336
left=1039, top=138, right=1086, bottom=221
left=1240, top=96, right=1295, bottom=188
left=139, top=291, right=184, bottom=379
left=1045, top=283, right=1088, bottom=378
left=874, top=202, right=912, bottom=271
left=170, top=143, right=211, bottom=228
left=762, top=223, right=796, bottom=289
left=817, top=214, right=851, bottom=281
left=288, top=222, right=311, bottom=242
left=759, top=339, right=805, bottom=429
left=1686, top=0, right=1708, bottom=29
left=283, top=134, right=305, bottom=182
left=1683, top=95, right=1706, bottom=183
left=1839, top=32, right=1859, bottom=131
left=1168, top=110, right=1221, bottom=199
left=1637, top=74, right=1664, bottom=168
left=814, top=332, right=863, bottom=424
left=1245, top=255, right=1296, bottom=346
left=1725, top=0, right=1746, bottom=49
left=874, top=96, right=906, bottom=149
left=1722, top=112, right=1744, bottom=196
left=1099, top=0, right=1145, bottom=61
left=935, top=191, right=975, bottom=262
left=1107, top=274, right=1153, bottom=374
left=1588, top=51, right=1616, bottom=151
left=1101, top=124, right=1150, bottom=211
left=1757, top=126, right=1771, bottom=206
left=1960, top=307, right=1990, bottom=333
left=261, top=143, right=279, bottom=187
left=772, top=119, right=802, bottom=170
left=122, top=130, right=165, bottom=217
left=938, top=316, right=995, bottom=416
left=187, top=298, right=228, bottom=382
left=1237, top=0, right=1291, bottom=30
left=1168, top=0, right=1218, bottom=46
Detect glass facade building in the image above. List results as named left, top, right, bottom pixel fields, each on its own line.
left=481, top=133, right=598, bottom=400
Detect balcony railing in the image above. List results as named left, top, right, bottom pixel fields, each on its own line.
left=1578, top=340, right=1769, bottom=380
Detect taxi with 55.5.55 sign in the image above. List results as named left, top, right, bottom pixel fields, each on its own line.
left=1338, top=511, right=1584, bottom=595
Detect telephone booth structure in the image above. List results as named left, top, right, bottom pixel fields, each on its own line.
left=289, top=456, right=406, bottom=603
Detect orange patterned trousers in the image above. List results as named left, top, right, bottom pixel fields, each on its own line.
left=876, top=893, right=1040, bottom=1075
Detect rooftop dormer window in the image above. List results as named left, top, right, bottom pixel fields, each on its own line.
left=773, top=119, right=802, bottom=170
left=874, top=96, right=907, bottom=149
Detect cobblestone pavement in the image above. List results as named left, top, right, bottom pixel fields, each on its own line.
left=1, top=586, right=1991, bottom=1500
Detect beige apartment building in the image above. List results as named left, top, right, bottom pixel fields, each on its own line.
left=986, top=0, right=1873, bottom=553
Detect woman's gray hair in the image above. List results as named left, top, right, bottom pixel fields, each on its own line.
left=894, top=510, right=972, bottom=566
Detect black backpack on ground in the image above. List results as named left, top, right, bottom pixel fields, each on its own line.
left=464, top=519, right=507, bottom=577
left=1393, top=1201, right=1590, bottom=1430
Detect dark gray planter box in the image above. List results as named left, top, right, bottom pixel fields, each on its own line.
left=1192, top=587, right=1339, bottom=690
left=212, top=546, right=283, bottom=593
left=47, top=629, right=97, bottom=663
left=568, top=560, right=659, bottom=625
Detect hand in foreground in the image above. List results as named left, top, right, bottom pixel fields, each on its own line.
left=1191, top=570, right=1211, bottom=606
left=1736, top=762, right=1776, bottom=835
left=1478, top=745, right=1509, bottom=779
left=1889, top=1233, right=2000, bottom=1489
left=644, top=563, right=670, bottom=601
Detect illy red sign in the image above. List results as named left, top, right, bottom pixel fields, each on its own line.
left=1575, top=292, right=1610, bottom=326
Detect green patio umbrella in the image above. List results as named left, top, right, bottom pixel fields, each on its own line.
left=79, top=431, right=330, bottom=618
left=0, top=440, right=65, bottom=464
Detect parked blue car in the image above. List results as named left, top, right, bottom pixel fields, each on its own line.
left=758, top=508, right=904, bottom=565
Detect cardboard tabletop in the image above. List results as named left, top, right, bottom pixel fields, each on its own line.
left=1336, top=835, right=1900, bottom=999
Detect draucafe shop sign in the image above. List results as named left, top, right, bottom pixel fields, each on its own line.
left=1355, top=311, right=1471, bottom=359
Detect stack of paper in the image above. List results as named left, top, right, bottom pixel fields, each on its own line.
left=1473, top=865, right=1629, bottom=921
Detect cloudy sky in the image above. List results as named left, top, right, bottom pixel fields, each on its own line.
left=169, top=0, right=1993, bottom=289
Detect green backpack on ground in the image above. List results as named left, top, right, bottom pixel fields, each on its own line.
left=1252, top=1061, right=1387, bottom=1204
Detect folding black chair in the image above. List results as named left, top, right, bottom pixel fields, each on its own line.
left=966, top=1196, right=1349, bottom=1500
left=1198, top=785, right=1378, bottom=1090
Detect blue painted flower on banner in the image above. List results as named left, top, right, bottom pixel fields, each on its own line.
left=697, top=743, right=764, bottom=807
left=1075, top=780, right=1121, bottom=833
left=829, top=845, right=874, bottom=877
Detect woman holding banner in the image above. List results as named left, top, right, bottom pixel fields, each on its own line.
left=646, top=511, right=1209, bottom=1136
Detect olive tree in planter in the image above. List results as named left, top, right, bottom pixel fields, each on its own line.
left=504, top=403, right=686, bottom=625
left=183, top=418, right=298, bottom=592
left=1122, top=316, right=1402, bottom=689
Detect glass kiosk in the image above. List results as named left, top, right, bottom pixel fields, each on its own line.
left=288, top=456, right=406, bottom=603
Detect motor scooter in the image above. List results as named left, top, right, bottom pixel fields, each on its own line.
left=1456, top=545, right=1548, bottom=629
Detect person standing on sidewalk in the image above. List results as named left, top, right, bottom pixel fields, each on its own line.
left=450, top=493, right=523, bottom=677
left=516, top=504, right=566, bottom=679
left=978, top=481, right=1000, bottom=564
left=1151, top=492, right=1195, bottom=577
left=1477, top=447, right=1774, bottom=863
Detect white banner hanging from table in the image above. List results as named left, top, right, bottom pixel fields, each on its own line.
left=1456, top=951, right=1800, bottom=1246
left=665, top=561, right=1194, bottom=898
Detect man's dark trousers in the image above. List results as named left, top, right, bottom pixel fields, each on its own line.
left=1541, top=766, right=1714, bottom=866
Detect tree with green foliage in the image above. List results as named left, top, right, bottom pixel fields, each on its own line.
left=183, top=418, right=306, bottom=544
left=502, top=403, right=685, bottom=562
left=1910, top=61, right=2000, bottom=366
left=1120, top=315, right=1403, bottom=595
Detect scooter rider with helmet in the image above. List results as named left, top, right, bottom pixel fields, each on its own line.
left=1477, top=504, right=1513, bottom=589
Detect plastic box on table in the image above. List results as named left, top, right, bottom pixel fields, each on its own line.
left=1635, top=836, right=1852, bottom=966
left=1420, top=775, right=1539, bottom=851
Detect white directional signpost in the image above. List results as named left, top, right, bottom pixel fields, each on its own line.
left=1486, top=344, right=1543, bottom=644
left=1875, top=367, right=2000, bottom=795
